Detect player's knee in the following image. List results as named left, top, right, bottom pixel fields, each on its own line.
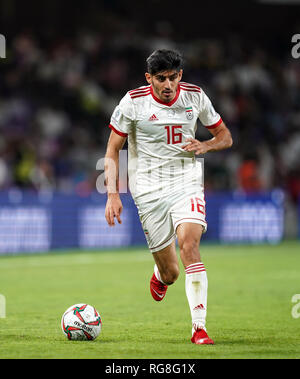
left=161, top=266, right=179, bottom=285
left=180, top=239, right=199, bottom=258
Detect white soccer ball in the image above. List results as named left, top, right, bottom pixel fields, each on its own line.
left=61, top=303, right=102, bottom=341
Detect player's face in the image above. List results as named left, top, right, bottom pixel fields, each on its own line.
left=145, top=69, right=183, bottom=103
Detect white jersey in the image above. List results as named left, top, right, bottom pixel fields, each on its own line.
left=109, top=82, right=222, bottom=205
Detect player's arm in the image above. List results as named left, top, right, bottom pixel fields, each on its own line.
left=182, top=121, right=233, bottom=155
left=104, top=130, right=127, bottom=226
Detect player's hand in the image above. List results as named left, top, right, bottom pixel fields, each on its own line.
left=181, top=138, right=210, bottom=155
left=105, top=193, right=123, bottom=226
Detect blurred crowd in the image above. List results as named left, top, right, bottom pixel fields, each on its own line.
left=0, top=22, right=299, bottom=205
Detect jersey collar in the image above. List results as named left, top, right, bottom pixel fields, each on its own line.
left=150, top=84, right=181, bottom=107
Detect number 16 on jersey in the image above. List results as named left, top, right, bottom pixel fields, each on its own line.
left=164, top=125, right=182, bottom=144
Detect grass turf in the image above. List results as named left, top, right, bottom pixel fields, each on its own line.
left=0, top=241, right=299, bottom=359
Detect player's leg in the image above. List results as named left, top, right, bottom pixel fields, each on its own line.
left=153, top=240, right=179, bottom=285
left=176, top=222, right=214, bottom=345
left=176, top=222, right=206, bottom=327
left=150, top=240, right=179, bottom=301
left=137, top=198, right=179, bottom=301
left=176, top=222, right=202, bottom=266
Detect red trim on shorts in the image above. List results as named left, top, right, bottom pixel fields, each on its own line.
left=150, top=234, right=176, bottom=251
left=175, top=217, right=207, bottom=223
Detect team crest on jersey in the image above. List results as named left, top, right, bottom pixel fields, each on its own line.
left=185, top=107, right=194, bottom=120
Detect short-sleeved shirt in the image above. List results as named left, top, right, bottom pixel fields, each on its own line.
left=109, top=82, right=222, bottom=204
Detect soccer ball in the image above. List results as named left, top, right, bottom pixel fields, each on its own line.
left=61, top=303, right=102, bottom=341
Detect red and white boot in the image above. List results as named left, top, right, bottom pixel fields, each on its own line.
left=191, top=328, right=214, bottom=345
left=150, top=273, right=168, bottom=301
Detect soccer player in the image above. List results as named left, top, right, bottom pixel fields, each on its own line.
left=104, top=49, right=233, bottom=345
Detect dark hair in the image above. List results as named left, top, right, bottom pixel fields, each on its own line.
left=146, top=49, right=183, bottom=75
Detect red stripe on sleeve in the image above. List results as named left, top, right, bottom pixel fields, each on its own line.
left=109, top=124, right=128, bottom=137
left=205, top=117, right=223, bottom=129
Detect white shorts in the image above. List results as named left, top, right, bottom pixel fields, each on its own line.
left=137, top=193, right=207, bottom=253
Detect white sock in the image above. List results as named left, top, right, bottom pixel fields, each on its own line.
left=154, top=264, right=167, bottom=285
left=185, top=262, right=208, bottom=332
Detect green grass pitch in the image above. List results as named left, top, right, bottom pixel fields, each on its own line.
left=0, top=241, right=299, bottom=359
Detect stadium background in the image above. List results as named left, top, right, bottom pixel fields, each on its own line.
left=0, top=0, right=299, bottom=253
